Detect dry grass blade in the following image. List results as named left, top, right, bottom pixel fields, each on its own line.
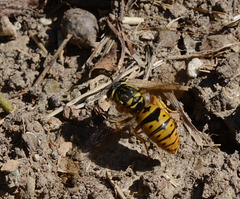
left=106, top=172, right=126, bottom=199
left=126, top=50, right=145, bottom=67
left=162, top=173, right=178, bottom=188
left=28, top=30, right=48, bottom=56
left=107, top=18, right=126, bottom=70
left=164, top=92, right=206, bottom=147
left=34, top=33, right=72, bottom=87
left=165, top=42, right=240, bottom=60
left=200, top=144, right=221, bottom=155
left=82, top=36, right=111, bottom=69
left=89, top=42, right=118, bottom=77
left=46, top=65, right=139, bottom=119
left=122, top=31, right=134, bottom=55
left=125, top=0, right=136, bottom=11
left=127, top=79, right=190, bottom=91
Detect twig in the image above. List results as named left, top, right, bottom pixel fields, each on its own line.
left=0, top=92, right=14, bottom=114
left=28, top=30, right=48, bottom=56
left=138, top=26, right=203, bottom=36
left=125, top=49, right=145, bottom=67
left=144, top=41, right=163, bottom=80
left=34, top=34, right=72, bottom=87
left=106, top=171, right=126, bottom=199
left=107, top=18, right=126, bottom=69
left=164, top=92, right=206, bottom=147
left=120, top=0, right=125, bottom=22
left=102, top=38, right=115, bottom=55
left=200, top=144, right=221, bottom=155
left=10, top=34, right=72, bottom=99
left=164, top=42, right=240, bottom=60
left=57, top=29, right=64, bottom=64
left=46, top=65, right=139, bottom=119
left=118, top=32, right=126, bottom=69
left=15, top=48, right=34, bottom=59
left=122, top=31, right=134, bottom=55
left=181, top=110, right=208, bottom=146
left=122, top=17, right=144, bottom=25
left=143, top=45, right=152, bottom=80
left=162, top=174, right=178, bottom=188
left=126, top=79, right=190, bottom=91
left=125, top=0, right=136, bottom=11
left=188, top=6, right=225, bottom=16
left=82, top=36, right=110, bottom=69
left=122, top=31, right=145, bottom=68
left=233, top=0, right=237, bottom=15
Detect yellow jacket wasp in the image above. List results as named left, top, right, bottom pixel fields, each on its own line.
left=107, top=81, right=180, bottom=158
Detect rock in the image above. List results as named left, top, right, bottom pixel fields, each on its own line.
left=22, top=132, right=40, bottom=153
left=62, top=8, right=98, bottom=49
left=1, top=160, right=19, bottom=173
left=187, top=58, right=203, bottom=78
left=140, top=31, right=156, bottom=41
left=40, top=18, right=52, bottom=26
left=5, top=169, right=19, bottom=188
left=43, top=80, right=59, bottom=94
left=46, top=117, right=62, bottom=131
left=32, top=154, right=40, bottom=162
left=26, top=176, right=35, bottom=198
left=58, top=142, right=73, bottom=157
left=0, top=16, right=17, bottom=39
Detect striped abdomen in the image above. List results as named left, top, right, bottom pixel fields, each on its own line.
left=136, top=104, right=179, bottom=154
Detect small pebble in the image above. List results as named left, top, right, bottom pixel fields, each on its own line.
left=5, top=169, right=19, bottom=188
left=1, top=160, right=19, bottom=173
left=46, top=117, right=62, bottom=130
left=22, top=132, right=39, bottom=153
left=26, top=176, right=36, bottom=198
left=187, top=58, right=203, bottom=78
left=140, top=31, right=155, bottom=40
left=49, top=153, right=57, bottom=160
left=44, top=80, right=59, bottom=94
left=40, top=18, right=52, bottom=26
left=70, top=89, right=81, bottom=99
left=48, top=95, right=59, bottom=108
left=33, top=154, right=40, bottom=162
left=0, top=16, right=17, bottom=38
left=58, top=142, right=73, bottom=157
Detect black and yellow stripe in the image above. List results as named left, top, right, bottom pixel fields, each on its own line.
left=107, top=81, right=179, bottom=155
left=136, top=104, right=178, bottom=154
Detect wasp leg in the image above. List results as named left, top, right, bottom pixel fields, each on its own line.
left=132, top=126, right=150, bottom=160
left=114, top=117, right=133, bottom=132
left=150, top=95, right=182, bottom=123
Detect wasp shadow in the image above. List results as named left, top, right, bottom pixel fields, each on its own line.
left=60, top=113, right=160, bottom=171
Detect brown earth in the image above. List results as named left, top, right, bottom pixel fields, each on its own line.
left=0, top=0, right=240, bottom=198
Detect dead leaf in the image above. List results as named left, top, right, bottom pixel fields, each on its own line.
left=89, top=42, right=118, bottom=77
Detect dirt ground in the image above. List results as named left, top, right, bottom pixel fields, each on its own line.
left=0, top=0, right=240, bottom=198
